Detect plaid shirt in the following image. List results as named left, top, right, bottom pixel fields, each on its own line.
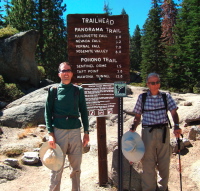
left=133, top=90, right=177, bottom=125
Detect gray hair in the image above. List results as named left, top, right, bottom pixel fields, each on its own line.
left=146, top=73, right=160, bottom=82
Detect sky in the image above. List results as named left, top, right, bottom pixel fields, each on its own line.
left=64, top=0, right=152, bottom=35
left=1, top=0, right=182, bottom=35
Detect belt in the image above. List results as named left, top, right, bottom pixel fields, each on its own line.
left=53, top=113, right=79, bottom=120
left=142, top=123, right=168, bottom=143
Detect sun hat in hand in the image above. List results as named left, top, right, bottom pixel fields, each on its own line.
left=122, top=131, right=145, bottom=163
left=39, top=142, right=64, bottom=171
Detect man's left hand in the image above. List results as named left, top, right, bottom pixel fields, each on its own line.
left=83, top=134, right=89, bottom=147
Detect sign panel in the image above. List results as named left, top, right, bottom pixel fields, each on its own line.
left=114, top=81, right=127, bottom=97
left=82, top=83, right=118, bottom=116
left=67, top=14, right=130, bottom=83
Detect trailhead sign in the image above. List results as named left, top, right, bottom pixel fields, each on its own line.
left=82, top=83, right=118, bottom=116
left=67, top=14, right=130, bottom=83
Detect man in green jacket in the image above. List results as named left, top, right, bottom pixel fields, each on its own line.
left=45, top=62, right=89, bottom=191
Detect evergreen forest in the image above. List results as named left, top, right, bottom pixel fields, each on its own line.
left=0, top=0, right=200, bottom=93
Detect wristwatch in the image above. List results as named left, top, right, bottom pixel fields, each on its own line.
left=174, top=124, right=180, bottom=129
left=84, top=131, right=89, bottom=134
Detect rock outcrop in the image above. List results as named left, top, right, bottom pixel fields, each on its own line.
left=0, top=165, right=20, bottom=184
left=0, top=30, right=40, bottom=87
left=0, top=85, right=54, bottom=127
left=0, top=85, right=200, bottom=128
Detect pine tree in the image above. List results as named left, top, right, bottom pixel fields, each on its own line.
left=0, top=0, right=10, bottom=27
left=2, top=0, right=12, bottom=25
left=0, top=0, right=3, bottom=27
left=121, top=8, right=127, bottom=15
left=161, top=0, right=177, bottom=45
left=167, top=0, right=200, bottom=91
left=140, top=0, right=165, bottom=81
left=6, top=0, right=35, bottom=31
left=103, top=1, right=112, bottom=15
left=130, top=25, right=142, bottom=71
left=35, top=0, right=67, bottom=81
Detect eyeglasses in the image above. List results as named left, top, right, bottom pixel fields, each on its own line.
left=59, top=69, right=72, bottom=73
left=148, top=81, right=160, bottom=85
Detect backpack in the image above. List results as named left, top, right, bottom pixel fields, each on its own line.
left=141, top=92, right=172, bottom=128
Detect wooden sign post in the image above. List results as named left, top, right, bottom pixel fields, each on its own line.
left=82, top=83, right=117, bottom=186
left=97, top=116, right=108, bottom=186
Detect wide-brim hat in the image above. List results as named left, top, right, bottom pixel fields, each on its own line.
left=39, top=142, right=64, bottom=171
left=122, top=131, right=145, bottom=163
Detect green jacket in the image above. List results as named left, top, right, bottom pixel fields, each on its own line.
left=45, top=83, right=89, bottom=133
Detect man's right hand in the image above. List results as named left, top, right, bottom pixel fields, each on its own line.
left=130, top=114, right=141, bottom=132
left=48, top=133, right=56, bottom=149
left=173, top=127, right=182, bottom=138
left=129, top=124, right=136, bottom=132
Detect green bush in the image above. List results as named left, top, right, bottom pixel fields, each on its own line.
left=0, top=75, right=5, bottom=89
left=167, top=87, right=178, bottom=93
left=0, top=25, right=19, bottom=39
left=0, top=75, right=24, bottom=102
left=129, top=82, right=145, bottom=87
left=193, top=87, right=200, bottom=94
left=3, top=148, right=25, bottom=157
left=0, top=75, right=5, bottom=99
left=5, top=83, right=24, bottom=101
left=38, top=65, right=46, bottom=80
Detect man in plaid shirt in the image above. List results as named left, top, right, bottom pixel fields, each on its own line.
left=130, top=73, right=182, bottom=191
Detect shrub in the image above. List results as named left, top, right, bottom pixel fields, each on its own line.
left=0, top=25, right=19, bottom=39
left=0, top=75, right=4, bottom=86
left=193, top=87, right=200, bottom=94
left=38, top=65, right=46, bottom=80
left=3, top=148, right=25, bottom=157
left=129, top=82, right=145, bottom=87
left=18, top=126, right=35, bottom=139
left=0, top=76, right=25, bottom=102
left=167, top=87, right=178, bottom=93
left=0, top=75, right=6, bottom=99
left=0, top=75, right=5, bottom=91
left=5, top=83, right=24, bottom=101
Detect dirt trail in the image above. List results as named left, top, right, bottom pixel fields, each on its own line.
left=0, top=124, right=200, bottom=191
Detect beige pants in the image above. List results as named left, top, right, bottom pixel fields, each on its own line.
left=141, top=127, right=171, bottom=191
left=49, top=128, right=82, bottom=191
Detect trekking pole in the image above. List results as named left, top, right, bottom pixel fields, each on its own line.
left=177, top=136, right=183, bottom=191
left=129, top=162, right=133, bottom=191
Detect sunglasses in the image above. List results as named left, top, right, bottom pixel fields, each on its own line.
left=59, top=69, right=72, bottom=73
left=148, top=81, right=160, bottom=85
